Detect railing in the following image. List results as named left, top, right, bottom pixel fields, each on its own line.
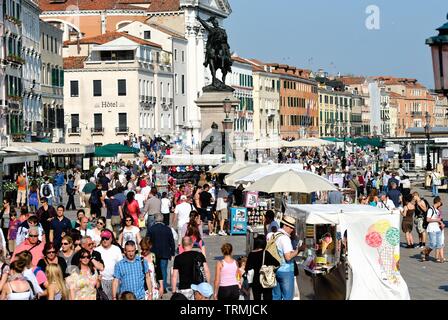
left=68, top=127, right=81, bottom=135
left=412, top=111, right=423, bottom=117
left=151, top=96, right=157, bottom=104
left=169, top=98, right=174, bottom=105
left=140, top=95, right=145, bottom=102
left=91, top=127, right=104, bottom=135
left=161, top=97, right=166, bottom=104
left=115, top=127, right=129, bottom=134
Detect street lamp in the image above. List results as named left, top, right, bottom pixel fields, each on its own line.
left=222, top=98, right=233, bottom=163
left=426, top=14, right=448, bottom=97
left=424, top=111, right=432, bottom=171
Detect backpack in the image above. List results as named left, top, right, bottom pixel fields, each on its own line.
left=42, top=184, right=51, bottom=197
left=423, top=206, right=436, bottom=230
left=192, top=253, right=206, bottom=284
left=265, top=232, right=284, bottom=266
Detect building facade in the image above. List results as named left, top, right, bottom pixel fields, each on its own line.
left=4, top=0, right=23, bottom=141
left=40, top=20, right=64, bottom=142
left=270, top=64, right=318, bottom=139
left=246, top=59, right=280, bottom=140
left=40, top=0, right=233, bottom=150
left=225, top=56, right=254, bottom=147
left=63, top=32, right=170, bottom=145
left=432, top=93, right=448, bottom=127
left=22, top=0, right=41, bottom=139
left=0, top=0, right=6, bottom=145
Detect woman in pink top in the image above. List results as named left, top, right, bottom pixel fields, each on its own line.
left=213, top=243, right=241, bottom=300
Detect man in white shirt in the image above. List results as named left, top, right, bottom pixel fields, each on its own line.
left=95, top=230, right=123, bottom=300
left=134, top=187, right=146, bottom=210
left=172, top=195, right=192, bottom=244
left=376, top=192, right=395, bottom=211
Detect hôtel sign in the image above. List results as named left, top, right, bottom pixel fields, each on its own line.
left=94, top=101, right=125, bottom=108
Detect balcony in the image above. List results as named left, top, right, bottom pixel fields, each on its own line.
left=151, top=96, right=157, bottom=104
left=115, top=127, right=129, bottom=134
left=68, top=127, right=81, bottom=136
left=140, top=95, right=145, bottom=102
left=169, top=98, right=174, bottom=105
left=411, top=111, right=423, bottom=117
left=6, top=54, right=25, bottom=65
left=161, top=97, right=167, bottom=105
left=91, top=127, right=104, bottom=135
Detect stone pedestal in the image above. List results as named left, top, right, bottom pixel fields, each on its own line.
left=195, top=91, right=239, bottom=143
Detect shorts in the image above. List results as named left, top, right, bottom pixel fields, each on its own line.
left=401, top=220, right=413, bottom=233
left=414, top=216, right=425, bottom=234
left=199, top=208, right=212, bottom=223
left=428, top=231, right=443, bottom=249
left=218, top=208, right=228, bottom=221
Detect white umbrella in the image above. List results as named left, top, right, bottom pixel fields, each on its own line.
left=234, top=163, right=304, bottom=184
left=244, top=169, right=337, bottom=194
left=283, top=138, right=333, bottom=148
left=209, top=162, right=254, bottom=174
left=224, top=163, right=267, bottom=186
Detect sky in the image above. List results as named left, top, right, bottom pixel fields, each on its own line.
left=224, top=0, right=447, bottom=88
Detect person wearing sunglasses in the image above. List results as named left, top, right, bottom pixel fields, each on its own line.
left=91, top=217, right=106, bottom=247
left=66, top=248, right=100, bottom=300
left=59, top=235, right=76, bottom=267
left=37, top=242, right=68, bottom=277
left=95, top=229, right=123, bottom=300
left=118, top=215, right=141, bottom=251
left=71, top=236, right=104, bottom=272
left=11, top=226, right=45, bottom=267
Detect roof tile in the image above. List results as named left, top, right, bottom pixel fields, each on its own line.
left=64, top=31, right=162, bottom=48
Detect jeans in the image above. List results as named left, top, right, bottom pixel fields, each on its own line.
left=159, top=258, right=169, bottom=291
left=432, top=184, right=439, bottom=197
left=54, top=185, right=62, bottom=204
left=428, top=230, right=443, bottom=249
left=146, top=214, right=156, bottom=229
left=272, top=271, right=294, bottom=300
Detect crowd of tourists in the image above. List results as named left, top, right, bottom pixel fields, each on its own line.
left=0, top=142, right=445, bottom=300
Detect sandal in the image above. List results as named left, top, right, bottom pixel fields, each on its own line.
left=436, top=259, right=446, bottom=263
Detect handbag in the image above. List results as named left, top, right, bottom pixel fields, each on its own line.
left=96, top=286, right=109, bottom=300
left=259, top=250, right=277, bottom=289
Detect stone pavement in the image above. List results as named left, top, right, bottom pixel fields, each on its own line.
left=58, top=184, right=448, bottom=300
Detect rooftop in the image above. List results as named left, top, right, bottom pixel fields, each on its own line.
left=64, top=31, right=162, bottom=48
left=63, top=56, right=87, bottom=69
left=39, top=0, right=180, bottom=12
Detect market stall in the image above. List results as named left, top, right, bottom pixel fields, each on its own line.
left=285, top=204, right=410, bottom=300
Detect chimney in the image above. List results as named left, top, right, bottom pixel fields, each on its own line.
left=101, top=12, right=107, bottom=34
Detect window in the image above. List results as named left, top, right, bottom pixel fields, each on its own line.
left=174, top=49, right=177, bottom=61
left=94, top=113, right=102, bottom=130
left=118, top=79, right=126, bottom=96
left=144, top=31, right=151, bottom=39
left=71, top=114, right=79, bottom=130
left=118, top=113, right=127, bottom=130
left=70, top=80, right=79, bottom=97
left=93, top=80, right=102, bottom=97
left=181, top=75, right=185, bottom=94
left=182, top=51, right=185, bottom=62
left=182, top=106, right=186, bottom=122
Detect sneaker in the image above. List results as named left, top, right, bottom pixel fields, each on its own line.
left=209, top=232, right=217, bottom=236
left=218, top=230, right=227, bottom=236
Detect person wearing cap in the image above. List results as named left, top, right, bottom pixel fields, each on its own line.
left=271, top=215, right=305, bottom=301
left=96, top=229, right=123, bottom=300
left=191, top=282, right=213, bottom=300
left=377, top=192, right=395, bottom=211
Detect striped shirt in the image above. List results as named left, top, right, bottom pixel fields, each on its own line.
left=113, top=256, right=148, bottom=300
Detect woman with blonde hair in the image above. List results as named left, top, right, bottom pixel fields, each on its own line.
left=44, top=264, right=69, bottom=300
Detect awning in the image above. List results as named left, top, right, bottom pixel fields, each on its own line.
left=0, top=151, right=39, bottom=164
left=12, top=142, right=95, bottom=155
left=94, top=144, right=140, bottom=158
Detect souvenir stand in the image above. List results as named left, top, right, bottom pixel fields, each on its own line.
left=284, top=204, right=410, bottom=300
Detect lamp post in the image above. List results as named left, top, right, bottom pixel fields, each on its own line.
left=222, top=98, right=233, bottom=163
left=424, top=111, right=432, bottom=171
left=426, top=14, right=448, bottom=98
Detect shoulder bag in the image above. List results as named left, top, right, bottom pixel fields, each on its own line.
left=259, top=250, right=277, bottom=289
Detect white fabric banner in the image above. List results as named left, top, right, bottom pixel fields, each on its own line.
left=340, top=212, right=410, bottom=300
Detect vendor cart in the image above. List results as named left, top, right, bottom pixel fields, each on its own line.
left=284, top=204, right=410, bottom=300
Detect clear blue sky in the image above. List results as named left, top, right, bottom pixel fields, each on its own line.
left=225, top=0, right=447, bottom=88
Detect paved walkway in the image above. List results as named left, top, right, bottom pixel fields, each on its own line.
left=58, top=184, right=448, bottom=300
